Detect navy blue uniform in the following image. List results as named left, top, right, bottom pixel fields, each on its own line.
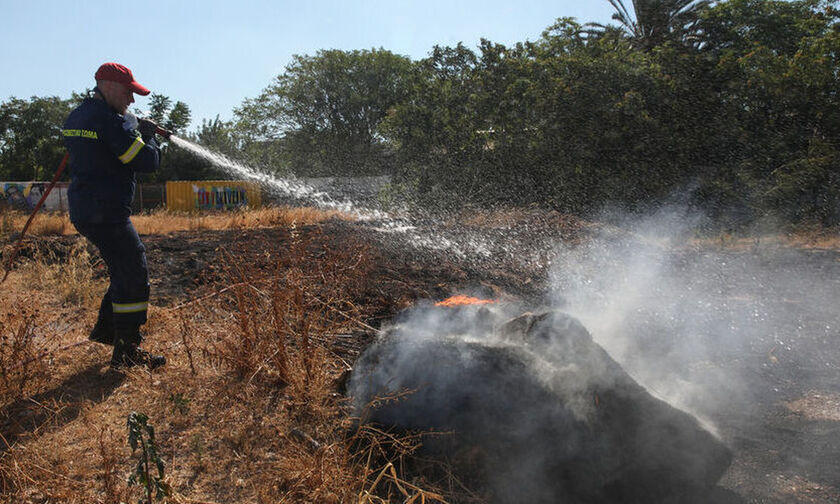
left=63, top=96, right=160, bottom=337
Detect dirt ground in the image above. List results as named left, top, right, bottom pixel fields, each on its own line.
left=1, top=214, right=838, bottom=503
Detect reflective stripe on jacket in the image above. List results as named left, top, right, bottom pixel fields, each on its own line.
left=62, top=97, right=159, bottom=223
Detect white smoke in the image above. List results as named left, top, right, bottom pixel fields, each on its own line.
left=546, top=204, right=840, bottom=437
left=547, top=209, right=741, bottom=422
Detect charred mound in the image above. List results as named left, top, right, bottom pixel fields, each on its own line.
left=350, top=307, right=733, bottom=504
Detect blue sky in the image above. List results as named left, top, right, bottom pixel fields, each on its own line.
left=0, top=1, right=616, bottom=130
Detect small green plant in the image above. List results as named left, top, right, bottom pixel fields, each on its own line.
left=168, top=392, right=191, bottom=415
left=127, top=412, right=170, bottom=504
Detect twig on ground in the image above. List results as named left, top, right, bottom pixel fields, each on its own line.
left=312, top=296, right=381, bottom=335
left=162, top=281, right=251, bottom=311
left=9, top=340, right=91, bottom=372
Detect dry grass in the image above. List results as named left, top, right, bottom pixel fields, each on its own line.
left=0, top=206, right=351, bottom=240
left=0, top=220, right=456, bottom=504
left=0, top=211, right=69, bottom=239
left=779, top=227, right=840, bottom=250
left=685, top=230, right=840, bottom=252
left=3, top=206, right=838, bottom=251
left=0, top=299, right=51, bottom=406
left=132, top=206, right=353, bottom=235
left=18, top=240, right=104, bottom=307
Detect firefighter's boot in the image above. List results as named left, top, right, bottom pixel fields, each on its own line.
left=88, top=317, right=115, bottom=345
left=89, top=294, right=115, bottom=345
left=110, top=328, right=166, bottom=370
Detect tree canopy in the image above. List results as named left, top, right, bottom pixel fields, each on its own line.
left=0, top=95, right=76, bottom=180
left=2, top=0, right=838, bottom=228
left=588, top=0, right=713, bottom=49
left=234, top=48, right=412, bottom=176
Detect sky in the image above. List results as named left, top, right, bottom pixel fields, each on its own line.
left=0, top=0, right=616, bottom=130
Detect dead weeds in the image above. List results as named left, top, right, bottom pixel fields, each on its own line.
left=0, top=300, right=51, bottom=407
left=0, top=206, right=351, bottom=241
left=0, top=217, right=459, bottom=504
left=17, top=239, right=104, bottom=307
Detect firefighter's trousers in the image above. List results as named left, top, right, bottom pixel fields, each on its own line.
left=73, top=220, right=150, bottom=339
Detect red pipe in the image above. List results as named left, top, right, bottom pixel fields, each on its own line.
left=1, top=152, right=70, bottom=285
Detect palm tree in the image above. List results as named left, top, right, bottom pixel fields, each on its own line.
left=588, top=0, right=714, bottom=50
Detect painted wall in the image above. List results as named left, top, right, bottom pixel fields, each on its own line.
left=0, top=182, right=68, bottom=211
left=1, top=181, right=261, bottom=213
left=165, top=181, right=261, bottom=211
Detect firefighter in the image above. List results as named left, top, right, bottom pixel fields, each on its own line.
left=62, top=62, right=165, bottom=370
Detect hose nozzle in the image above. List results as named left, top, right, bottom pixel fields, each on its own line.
left=137, top=116, right=174, bottom=139
left=154, top=126, right=174, bottom=139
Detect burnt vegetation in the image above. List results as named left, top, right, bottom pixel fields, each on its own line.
left=0, top=215, right=472, bottom=503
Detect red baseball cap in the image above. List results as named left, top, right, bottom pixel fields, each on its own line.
left=94, top=62, right=151, bottom=96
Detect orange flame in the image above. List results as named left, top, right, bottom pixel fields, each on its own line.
left=435, top=295, right=497, bottom=307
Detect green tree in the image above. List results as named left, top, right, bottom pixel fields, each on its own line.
left=513, top=24, right=687, bottom=212
left=697, top=0, right=840, bottom=224
left=166, top=102, right=191, bottom=135
left=141, top=95, right=194, bottom=182
left=382, top=43, right=487, bottom=203
left=385, top=27, right=689, bottom=211
left=148, top=94, right=171, bottom=124
left=699, top=0, right=835, bottom=55
left=217, top=0, right=840, bottom=227
left=156, top=116, right=234, bottom=181
left=145, top=93, right=191, bottom=135
left=236, top=48, right=413, bottom=176
left=0, top=96, right=76, bottom=180
left=589, top=0, right=714, bottom=49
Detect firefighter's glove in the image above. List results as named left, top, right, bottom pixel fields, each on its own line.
left=137, top=118, right=159, bottom=142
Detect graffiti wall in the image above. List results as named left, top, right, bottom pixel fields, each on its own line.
left=193, top=185, right=247, bottom=209
left=0, top=182, right=68, bottom=211
left=165, top=181, right=261, bottom=211
left=1, top=181, right=260, bottom=213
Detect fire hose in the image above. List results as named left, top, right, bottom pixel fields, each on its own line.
left=1, top=122, right=173, bottom=285
left=1, top=152, right=69, bottom=285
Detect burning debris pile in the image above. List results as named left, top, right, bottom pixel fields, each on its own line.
left=349, top=299, right=733, bottom=503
